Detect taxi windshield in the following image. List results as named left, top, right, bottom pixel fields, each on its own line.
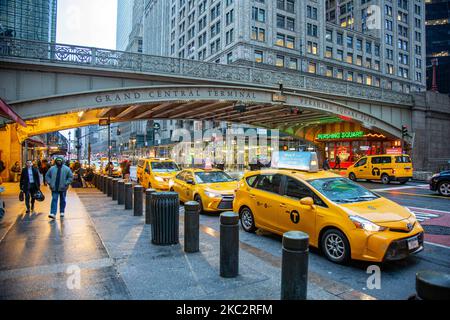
left=195, top=171, right=234, bottom=184
left=151, top=162, right=179, bottom=172
left=308, top=178, right=379, bottom=203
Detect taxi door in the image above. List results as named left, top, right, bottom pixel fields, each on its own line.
left=173, top=171, right=187, bottom=202
left=249, top=174, right=284, bottom=232
left=368, top=157, right=382, bottom=180
left=182, top=171, right=196, bottom=201
left=275, top=176, right=317, bottom=239
left=353, top=157, right=369, bottom=179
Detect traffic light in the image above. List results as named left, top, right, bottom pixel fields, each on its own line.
left=401, top=125, right=408, bottom=138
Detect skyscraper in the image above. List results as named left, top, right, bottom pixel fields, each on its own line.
left=0, top=0, right=57, bottom=42
left=426, top=0, right=450, bottom=93
left=116, top=0, right=134, bottom=51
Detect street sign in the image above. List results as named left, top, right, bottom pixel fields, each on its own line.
left=99, top=118, right=110, bottom=126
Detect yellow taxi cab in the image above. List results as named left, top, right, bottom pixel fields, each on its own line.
left=172, top=168, right=238, bottom=213
left=347, top=154, right=413, bottom=184
left=233, top=152, right=424, bottom=264
left=136, top=158, right=180, bottom=190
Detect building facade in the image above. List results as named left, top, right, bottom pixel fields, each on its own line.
left=143, top=0, right=426, bottom=93
left=425, top=0, right=450, bottom=93
left=116, top=0, right=134, bottom=51
left=0, top=0, right=57, bottom=42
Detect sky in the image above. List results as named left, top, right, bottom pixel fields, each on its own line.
left=56, top=0, right=118, bottom=139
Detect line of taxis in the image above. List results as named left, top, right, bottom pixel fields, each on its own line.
left=137, top=153, right=423, bottom=264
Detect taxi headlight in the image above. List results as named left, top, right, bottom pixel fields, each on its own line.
left=204, top=191, right=222, bottom=198
left=349, top=215, right=386, bottom=232
left=154, top=176, right=164, bottom=182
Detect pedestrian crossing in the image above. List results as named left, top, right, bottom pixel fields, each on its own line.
left=407, top=207, right=443, bottom=222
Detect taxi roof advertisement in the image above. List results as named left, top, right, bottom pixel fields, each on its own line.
left=271, top=151, right=319, bottom=172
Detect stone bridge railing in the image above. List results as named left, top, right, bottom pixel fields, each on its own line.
left=0, top=37, right=412, bottom=105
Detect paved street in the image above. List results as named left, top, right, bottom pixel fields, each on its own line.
left=0, top=180, right=449, bottom=300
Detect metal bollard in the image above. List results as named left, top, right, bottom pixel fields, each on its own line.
left=124, top=182, right=133, bottom=210
left=416, top=271, right=450, bottom=300
left=184, top=201, right=200, bottom=253
left=281, top=231, right=309, bottom=300
left=93, top=174, right=97, bottom=188
left=118, top=180, right=125, bottom=205
left=133, top=185, right=144, bottom=216
left=112, top=179, right=119, bottom=201
left=220, top=212, right=239, bottom=278
left=145, top=188, right=157, bottom=224
left=107, top=177, right=113, bottom=197
left=98, top=175, right=103, bottom=192
left=102, top=175, right=108, bottom=194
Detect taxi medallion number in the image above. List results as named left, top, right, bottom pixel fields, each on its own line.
left=290, top=210, right=300, bottom=224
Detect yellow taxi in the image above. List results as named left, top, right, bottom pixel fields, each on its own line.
left=136, top=158, right=180, bottom=190
left=347, top=154, right=413, bottom=184
left=233, top=152, right=424, bottom=264
left=172, top=169, right=238, bottom=213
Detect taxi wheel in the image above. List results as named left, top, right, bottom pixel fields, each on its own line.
left=438, top=181, right=450, bottom=197
left=348, top=173, right=357, bottom=181
left=321, top=229, right=351, bottom=264
left=239, top=207, right=257, bottom=233
left=194, top=195, right=204, bottom=213
left=381, top=174, right=390, bottom=185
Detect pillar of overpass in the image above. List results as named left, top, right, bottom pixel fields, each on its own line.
left=0, top=124, right=22, bottom=182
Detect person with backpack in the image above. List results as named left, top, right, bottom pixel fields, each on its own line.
left=45, top=157, right=73, bottom=220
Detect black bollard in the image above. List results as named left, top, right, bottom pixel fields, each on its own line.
left=102, top=175, right=108, bottom=194
left=125, top=182, right=133, bottom=210
left=416, top=271, right=450, bottom=300
left=118, top=180, right=125, bottom=205
left=112, top=179, right=119, bottom=201
left=145, top=188, right=157, bottom=224
left=220, top=212, right=239, bottom=278
left=98, top=175, right=103, bottom=192
left=184, top=201, right=200, bottom=253
left=133, top=185, right=144, bottom=216
left=281, top=231, right=309, bottom=300
left=93, top=174, right=97, bottom=188
left=107, top=177, right=113, bottom=197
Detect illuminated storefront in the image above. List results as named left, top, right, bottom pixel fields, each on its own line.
left=295, top=122, right=402, bottom=169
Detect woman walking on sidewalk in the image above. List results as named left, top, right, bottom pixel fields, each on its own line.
left=45, top=157, right=73, bottom=220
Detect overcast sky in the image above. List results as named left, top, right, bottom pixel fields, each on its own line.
left=56, top=0, right=117, bottom=139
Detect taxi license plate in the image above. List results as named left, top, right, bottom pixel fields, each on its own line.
left=408, top=237, right=419, bottom=250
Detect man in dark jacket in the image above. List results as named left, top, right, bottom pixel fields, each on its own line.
left=20, top=160, right=40, bottom=213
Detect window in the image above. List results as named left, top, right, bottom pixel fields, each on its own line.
left=308, top=62, right=316, bottom=74
left=254, top=174, right=282, bottom=194
left=255, top=50, right=263, bottom=63
left=285, top=177, right=325, bottom=206
left=288, top=57, right=298, bottom=70
left=276, top=55, right=285, bottom=67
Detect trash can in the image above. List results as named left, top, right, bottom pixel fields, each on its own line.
left=151, top=192, right=179, bottom=245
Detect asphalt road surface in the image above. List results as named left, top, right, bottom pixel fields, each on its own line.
left=196, top=179, right=450, bottom=300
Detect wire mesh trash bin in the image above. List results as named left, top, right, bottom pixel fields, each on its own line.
left=151, top=192, right=179, bottom=245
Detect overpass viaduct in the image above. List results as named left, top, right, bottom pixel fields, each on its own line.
left=1, top=37, right=447, bottom=173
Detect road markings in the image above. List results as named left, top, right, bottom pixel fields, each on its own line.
left=371, top=185, right=428, bottom=192
left=407, top=207, right=445, bottom=222
left=377, top=191, right=449, bottom=199
left=424, top=241, right=450, bottom=250
left=407, top=206, right=450, bottom=215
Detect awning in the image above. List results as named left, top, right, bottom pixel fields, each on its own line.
left=0, top=98, right=26, bottom=127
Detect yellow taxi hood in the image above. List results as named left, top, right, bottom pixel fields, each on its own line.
left=339, top=198, right=413, bottom=223
left=203, top=181, right=237, bottom=194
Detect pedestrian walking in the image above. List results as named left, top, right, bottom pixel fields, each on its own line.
left=323, top=158, right=331, bottom=171
left=20, top=160, right=40, bottom=213
left=39, top=159, right=50, bottom=186
left=11, top=161, right=21, bottom=182
left=334, top=156, right=341, bottom=170
left=45, top=157, right=73, bottom=220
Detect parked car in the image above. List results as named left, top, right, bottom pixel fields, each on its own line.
left=429, top=170, right=450, bottom=197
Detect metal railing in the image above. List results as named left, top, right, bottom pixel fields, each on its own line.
left=0, top=37, right=413, bottom=105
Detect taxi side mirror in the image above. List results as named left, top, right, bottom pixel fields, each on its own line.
left=300, top=197, right=314, bottom=207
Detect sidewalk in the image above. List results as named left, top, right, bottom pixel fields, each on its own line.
left=0, top=183, right=375, bottom=300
